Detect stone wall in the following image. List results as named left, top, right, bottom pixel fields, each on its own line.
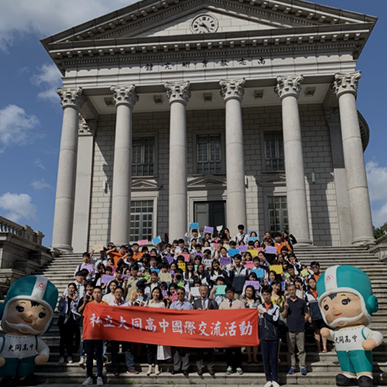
left=87, top=103, right=341, bottom=248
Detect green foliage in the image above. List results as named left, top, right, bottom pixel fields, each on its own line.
left=373, top=226, right=385, bottom=239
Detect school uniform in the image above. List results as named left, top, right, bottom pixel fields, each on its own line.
left=258, top=302, right=280, bottom=383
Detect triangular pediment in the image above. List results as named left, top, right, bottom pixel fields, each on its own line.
left=131, top=178, right=163, bottom=191
left=41, top=0, right=377, bottom=75
left=42, top=0, right=376, bottom=45
left=131, top=8, right=296, bottom=39
left=188, top=175, right=227, bottom=190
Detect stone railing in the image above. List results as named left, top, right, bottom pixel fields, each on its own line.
left=0, top=217, right=52, bottom=297
left=370, top=222, right=387, bottom=262
left=0, top=216, right=45, bottom=245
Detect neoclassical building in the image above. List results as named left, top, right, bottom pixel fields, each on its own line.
left=42, top=0, right=376, bottom=252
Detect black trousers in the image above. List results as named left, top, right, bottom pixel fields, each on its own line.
left=146, top=344, right=158, bottom=365
left=261, top=339, right=279, bottom=382
left=58, top=319, right=79, bottom=357
left=225, top=347, right=242, bottom=370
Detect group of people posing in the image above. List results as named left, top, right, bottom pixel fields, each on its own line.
left=59, top=225, right=327, bottom=387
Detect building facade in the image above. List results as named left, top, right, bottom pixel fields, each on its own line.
left=42, top=0, right=376, bottom=252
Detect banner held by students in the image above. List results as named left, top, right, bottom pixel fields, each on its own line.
left=83, top=303, right=259, bottom=348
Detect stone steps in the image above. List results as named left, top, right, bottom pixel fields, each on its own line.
left=43, top=350, right=387, bottom=363
left=34, top=370, right=387, bottom=385
left=29, top=246, right=387, bottom=385
left=37, top=359, right=387, bottom=374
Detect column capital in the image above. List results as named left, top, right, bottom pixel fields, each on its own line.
left=164, top=81, right=191, bottom=105
left=333, top=71, right=361, bottom=98
left=219, top=78, right=245, bottom=102
left=275, top=75, right=303, bottom=100
left=111, top=84, right=138, bottom=107
left=57, top=87, right=83, bottom=109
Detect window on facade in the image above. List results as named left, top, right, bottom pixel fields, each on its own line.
left=264, top=132, right=284, bottom=171
left=132, top=138, right=155, bottom=176
left=268, top=196, right=288, bottom=234
left=130, top=200, right=153, bottom=241
left=197, top=134, right=221, bottom=174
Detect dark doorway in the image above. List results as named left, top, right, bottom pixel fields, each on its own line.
left=194, top=201, right=226, bottom=229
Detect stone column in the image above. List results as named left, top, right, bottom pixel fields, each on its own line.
left=110, top=85, right=138, bottom=246
left=165, top=81, right=190, bottom=242
left=72, top=117, right=96, bottom=253
left=333, top=72, right=374, bottom=244
left=325, top=108, right=353, bottom=245
left=275, top=76, right=312, bottom=245
left=52, top=88, right=83, bottom=252
left=219, top=78, right=247, bottom=233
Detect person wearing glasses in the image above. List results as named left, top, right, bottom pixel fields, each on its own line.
left=309, top=261, right=322, bottom=282
left=193, top=285, right=218, bottom=376
left=169, top=287, right=193, bottom=376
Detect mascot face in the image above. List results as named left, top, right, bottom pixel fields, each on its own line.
left=320, top=291, right=368, bottom=328
left=4, top=299, right=51, bottom=335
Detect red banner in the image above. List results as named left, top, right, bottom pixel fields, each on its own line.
left=83, top=303, right=259, bottom=348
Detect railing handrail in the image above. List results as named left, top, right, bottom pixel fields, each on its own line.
left=0, top=216, right=45, bottom=245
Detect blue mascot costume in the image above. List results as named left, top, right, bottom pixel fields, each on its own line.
left=0, top=275, right=58, bottom=387
left=317, top=265, right=383, bottom=387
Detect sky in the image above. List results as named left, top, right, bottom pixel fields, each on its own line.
left=0, top=0, right=386, bottom=247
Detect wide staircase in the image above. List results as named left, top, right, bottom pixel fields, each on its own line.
left=32, top=246, right=387, bottom=385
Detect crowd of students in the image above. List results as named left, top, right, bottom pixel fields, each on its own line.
left=58, top=224, right=327, bottom=387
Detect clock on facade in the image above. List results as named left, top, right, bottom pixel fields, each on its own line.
left=190, top=14, right=219, bottom=33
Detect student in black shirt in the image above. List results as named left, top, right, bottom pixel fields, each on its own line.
left=281, top=284, right=309, bottom=376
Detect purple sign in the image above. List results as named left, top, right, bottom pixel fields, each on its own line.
left=244, top=280, right=260, bottom=290
left=265, top=246, right=277, bottom=254
left=164, top=255, right=174, bottom=265
left=204, top=226, right=214, bottom=234
left=101, top=274, right=114, bottom=284
left=238, top=245, right=248, bottom=253
left=219, top=257, right=232, bottom=266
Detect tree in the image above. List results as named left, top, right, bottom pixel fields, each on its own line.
left=373, top=226, right=385, bottom=240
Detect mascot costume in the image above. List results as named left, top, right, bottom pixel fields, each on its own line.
left=317, top=265, right=383, bottom=387
left=0, top=276, right=58, bottom=387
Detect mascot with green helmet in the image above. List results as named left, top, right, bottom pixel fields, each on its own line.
left=317, top=265, right=383, bottom=387
left=0, top=275, right=58, bottom=387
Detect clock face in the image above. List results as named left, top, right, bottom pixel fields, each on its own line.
left=191, top=14, right=219, bottom=34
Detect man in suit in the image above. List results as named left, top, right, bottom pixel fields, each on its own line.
left=193, top=285, right=218, bottom=376
left=219, top=286, right=245, bottom=375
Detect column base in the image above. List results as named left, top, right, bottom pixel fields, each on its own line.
left=295, top=238, right=313, bottom=247
left=351, top=237, right=376, bottom=247
left=50, top=245, right=73, bottom=255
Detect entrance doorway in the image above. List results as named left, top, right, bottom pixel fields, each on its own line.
left=194, top=201, right=226, bottom=230
left=268, top=196, right=288, bottom=234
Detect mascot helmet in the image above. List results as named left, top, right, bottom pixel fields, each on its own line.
left=0, top=275, right=58, bottom=334
left=317, top=265, right=378, bottom=326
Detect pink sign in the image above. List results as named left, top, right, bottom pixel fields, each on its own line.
left=244, top=261, right=255, bottom=269
left=182, top=253, right=191, bottom=262
left=138, top=239, right=148, bottom=246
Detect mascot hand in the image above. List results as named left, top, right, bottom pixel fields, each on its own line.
left=0, top=357, right=5, bottom=367
left=320, top=327, right=330, bottom=338
left=35, top=354, right=49, bottom=365
left=362, top=338, right=377, bottom=351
